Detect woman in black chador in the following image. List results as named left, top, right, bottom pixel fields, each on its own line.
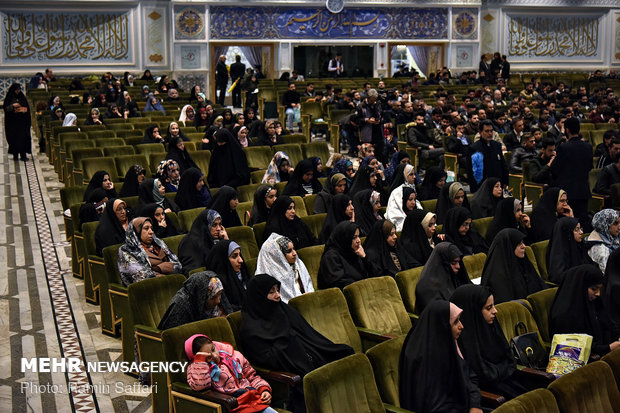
left=3, top=83, right=31, bottom=161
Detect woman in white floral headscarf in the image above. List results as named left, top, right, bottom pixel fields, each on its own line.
left=586, top=209, right=620, bottom=273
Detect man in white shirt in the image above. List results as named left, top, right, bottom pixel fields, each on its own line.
left=328, top=53, right=344, bottom=77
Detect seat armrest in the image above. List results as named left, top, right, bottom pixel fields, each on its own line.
left=134, top=324, right=162, bottom=340
left=171, top=382, right=238, bottom=410
left=480, top=390, right=506, bottom=408
left=384, top=403, right=414, bottom=413
left=255, top=368, right=302, bottom=387
left=356, top=327, right=396, bottom=342
left=515, top=367, right=556, bottom=386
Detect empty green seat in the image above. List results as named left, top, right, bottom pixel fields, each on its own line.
left=395, top=266, right=423, bottom=316
left=462, top=252, right=487, bottom=280
left=301, top=142, right=330, bottom=163
left=492, top=389, right=559, bottom=413
left=473, top=217, right=493, bottom=239
left=243, top=146, right=273, bottom=171
left=148, top=152, right=167, bottom=175
left=273, top=144, right=303, bottom=168
left=296, top=244, right=324, bottom=289
left=238, top=183, right=262, bottom=203
left=178, top=207, right=205, bottom=232
left=281, top=133, right=306, bottom=145
left=235, top=201, right=253, bottom=226
left=96, top=137, right=126, bottom=147
left=531, top=240, right=549, bottom=280
left=104, top=145, right=134, bottom=158
left=495, top=300, right=546, bottom=350
left=135, top=143, right=166, bottom=156
left=107, top=123, right=134, bottom=131
left=366, top=336, right=411, bottom=411
left=189, top=150, right=210, bottom=176
left=300, top=213, right=326, bottom=238
left=87, top=130, right=117, bottom=140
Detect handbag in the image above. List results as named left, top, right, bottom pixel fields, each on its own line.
left=510, top=321, right=548, bottom=369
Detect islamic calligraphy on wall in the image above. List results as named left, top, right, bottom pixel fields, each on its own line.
left=1, top=10, right=132, bottom=63
left=209, top=7, right=448, bottom=39
left=505, top=13, right=602, bottom=61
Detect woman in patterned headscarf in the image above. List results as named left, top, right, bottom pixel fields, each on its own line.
left=158, top=272, right=233, bottom=330
left=262, top=151, right=292, bottom=185
left=256, top=233, right=314, bottom=303
left=586, top=209, right=620, bottom=273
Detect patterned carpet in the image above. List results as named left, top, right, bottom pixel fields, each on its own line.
left=0, top=118, right=152, bottom=413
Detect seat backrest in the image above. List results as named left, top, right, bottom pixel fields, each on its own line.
left=82, top=157, right=118, bottom=183
left=250, top=169, right=266, bottom=184
left=526, top=287, right=558, bottom=344
left=95, top=137, right=126, bottom=147
left=300, top=214, right=326, bottom=238
left=303, top=193, right=317, bottom=215
left=161, top=317, right=237, bottom=385
left=530, top=240, right=549, bottom=280
left=225, top=311, right=244, bottom=351
left=238, top=183, right=262, bottom=203
left=236, top=201, right=253, bottom=226
left=548, top=361, right=620, bottom=413
left=129, top=274, right=186, bottom=328
left=289, top=288, right=362, bottom=353
left=290, top=195, right=308, bottom=217
left=462, top=253, right=487, bottom=280
left=243, top=146, right=273, bottom=170
left=60, top=186, right=86, bottom=211
left=59, top=132, right=88, bottom=146
left=296, top=244, right=324, bottom=289
left=252, top=222, right=266, bottom=248
left=178, top=207, right=206, bottom=232
left=303, top=353, right=386, bottom=413
left=281, top=133, right=306, bottom=145
left=135, top=143, right=166, bottom=155
left=148, top=152, right=167, bottom=175
left=343, top=276, right=412, bottom=336
left=87, top=130, right=118, bottom=140
left=103, top=145, right=133, bottom=158
left=273, top=144, right=303, bottom=167
left=395, top=267, right=423, bottom=314
left=472, top=217, right=494, bottom=239
left=103, top=244, right=123, bottom=285
left=189, top=150, right=211, bottom=176
left=301, top=142, right=330, bottom=162
left=82, top=221, right=99, bottom=256
left=115, top=154, right=149, bottom=179
left=65, top=139, right=95, bottom=156
left=227, top=226, right=259, bottom=259
left=602, top=349, right=620, bottom=390
left=365, top=336, right=406, bottom=407
left=71, top=148, right=104, bottom=170
left=420, top=199, right=437, bottom=213
left=525, top=246, right=540, bottom=276
left=161, top=234, right=186, bottom=256
left=493, top=389, right=560, bottom=413
left=495, top=300, right=544, bottom=346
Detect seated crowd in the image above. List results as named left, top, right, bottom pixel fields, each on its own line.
left=32, top=67, right=620, bottom=413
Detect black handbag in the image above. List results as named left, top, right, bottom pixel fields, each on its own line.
left=510, top=321, right=548, bottom=369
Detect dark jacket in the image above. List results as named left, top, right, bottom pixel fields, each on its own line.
left=229, top=62, right=246, bottom=82
left=215, top=60, right=228, bottom=85
left=503, top=131, right=521, bottom=151
left=549, top=137, right=593, bottom=199
left=407, top=124, right=439, bottom=149
left=471, top=139, right=509, bottom=186
left=594, top=163, right=620, bottom=196
left=528, top=154, right=554, bottom=185
left=509, top=147, right=538, bottom=173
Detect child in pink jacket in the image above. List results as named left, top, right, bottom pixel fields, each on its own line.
left=185, top=334, right=277, bottom=413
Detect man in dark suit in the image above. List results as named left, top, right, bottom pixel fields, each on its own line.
left=470, top=120, right=509, bottom=192
left=549, top=117, right=593, bottom=231
left=215, top=55, right=229, bottom=106
left=229, top=55, right=246, bottom=108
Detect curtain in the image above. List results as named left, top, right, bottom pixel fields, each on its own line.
left=408, top=46, right=428, bottom=77
left=213, top=46, right=229, bottom=68
left=239, top=46, right=263, bottom=70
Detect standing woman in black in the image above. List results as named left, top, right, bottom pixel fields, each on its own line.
left=481, top=228, right=546, bottom=303
left=450, top=285, right=530, bottom=400
left=209, top=186, right=242, bottom=228
left=207, top=129, right=250, bottom=189
left=3, top=83, right=31, bottom=161
left=248, top=185, right=277, bottom=227
left=262, top=196, right=317, bottom=249
left=399, top=300, right=483, bottom=413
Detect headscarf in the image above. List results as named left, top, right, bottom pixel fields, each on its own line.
left=204, top=240, right=250, bottom=311
left=239, top=274, right=354, bottom=375
left=62, top=113, right=77, bottom=126
left=352, top=189, right=383, bottom=236
left=331, top=158, right=354, bottom=189
left=263, top=195, right=317, bottom=249
left=256, top=233, right=314, bottom=303
left=178, top=210, right=222, bottom=272
left=319, top=193, right=353, bottom=243
left=209, top=186, right=242, bottom=228
left=78, top=188, right=108, bottom=230
left=450, top=285, right=516, bottom=387
left=158, top=272, right=233, bottom=330
left=174, top=168, right=211, bottom=211
left=416, top=242, right=471, bottom=313
left=530, top=188, right=566, bottom=242
left=315, top=173, right=347, bottom=214
left=401, top=210, right=438, bottom=265
left=166, top=136, right=198, bottom=173
left=546, top=217, right=590, bottom=284
left=481, top=228, right=546, bottom=304
left=137, top=178, right=177, bottom=214
left=207, top=129, right=250, bottom=189
left=384, top=151, right=410, bottom=183
left=443, top=207, right=489, bottom=256
left=318, top=221, right=368, bottom=289
left=385, top=185, right=421, bottom=232
left=470, top=177, right=501, bottom=219
left=142, top=125, right=164, bottom=144
left=485, top=197, right=521, bottom=243
left=282, top=159, right=323, bottom=197
left=179, top=105, right=195, bottom=124
left=83, top=170, right=118, bottom=202
left=349, top=165, right=378, bottom=195
left=138, top=202, right=180, bottom=239
left=248, top=185, right=275, bottom=227
left=235, top=126, right=250, bottom=148
left=363, top=219, right=419, bottom=278
left=144, top=94, right=165, bottom=114
left=435, top=182, right=471, bottom=225
left=388, top=163, right=416, bottom=194
left=591, top=209, right=620, bottom=250
left=418, top=166, right=447, bottom=201
left=262, top=151, right=291, bottom=185
left=94, top=199, right=129, bottom=256
left=549, top=264, right=616, bottom=356
left=399, top=300, right=470, bottom=412
left=156, top=159, right=180, bottom=190
left=119, top=164, right=146, bottom=198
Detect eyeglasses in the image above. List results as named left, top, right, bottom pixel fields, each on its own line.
left=346, top=167, right=354, bottom=172
left=574, top=226, right=583, bottom=232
